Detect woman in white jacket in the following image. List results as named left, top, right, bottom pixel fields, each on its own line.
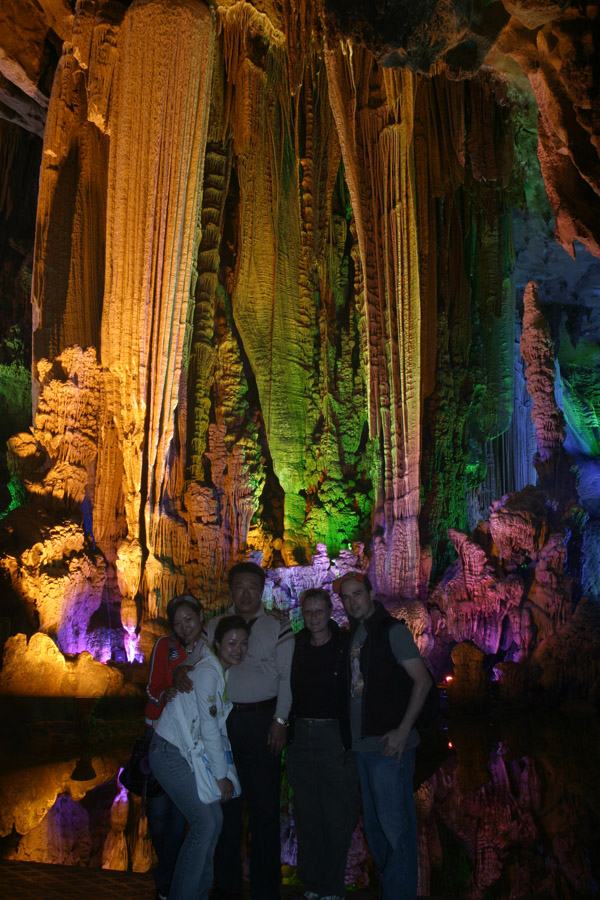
left=149, top=615, right=250, bottom=900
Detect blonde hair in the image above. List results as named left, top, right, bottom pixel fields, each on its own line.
left=299, top=587, right=332, bottom=612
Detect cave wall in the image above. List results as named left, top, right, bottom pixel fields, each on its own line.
left=0, top=0, right=598, bottom=674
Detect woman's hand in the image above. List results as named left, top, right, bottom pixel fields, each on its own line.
left=216, top=776, right=234, bottom=803
left=161, top=687, right=178, bottom=704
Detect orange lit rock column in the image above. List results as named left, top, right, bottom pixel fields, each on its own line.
left=98, top=0, right=216, bottom=623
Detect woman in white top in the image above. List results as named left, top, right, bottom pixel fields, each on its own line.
left=149, top=615, right=250, bottom=900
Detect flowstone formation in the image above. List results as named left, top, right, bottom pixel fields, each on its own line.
left=0, top=0, right=597, bottom=689
left=430, top=282, right=597, bottom=704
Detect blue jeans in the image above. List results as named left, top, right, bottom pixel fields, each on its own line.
left=147, top=790, right=187, bottom=895
left=356, top=747, right=417, bottom=900
left=149, top=734, right=223, bottom=900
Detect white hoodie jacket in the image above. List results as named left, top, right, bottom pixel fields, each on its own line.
left=154, top=646, right=232, bottom=782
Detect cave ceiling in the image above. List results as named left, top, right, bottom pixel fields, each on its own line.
left=2, top=0, right=598, bottom=252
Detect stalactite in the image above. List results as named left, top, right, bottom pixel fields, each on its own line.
left=296, top=53, right=370, bottom=556
left=185, top=38, right=232, bottom=485
left=98, top=0, right=216, bottom=623
left=31, top=1, right=117, bottom=379
left=496, top=6, right=600, bottom=258
left=466, top=340, right=537, bottom=530
left=219, top=5, right=311, bottom=548
left=325, top=43, right=422, bottom=598
left=186, top=148, right=231, bottom=481
left=217, top=3, right=371, bottom=559
left=418, top=72, right=516, bottom=582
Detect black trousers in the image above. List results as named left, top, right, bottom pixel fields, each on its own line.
left=214, top=705, right=282, bottom=900
left=287, top=719, right=359, bottom=898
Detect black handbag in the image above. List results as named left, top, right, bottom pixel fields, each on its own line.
left=119, top=733, right=165, bottom=800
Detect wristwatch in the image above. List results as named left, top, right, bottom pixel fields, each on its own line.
left=274, top=716, right=289, bottom=727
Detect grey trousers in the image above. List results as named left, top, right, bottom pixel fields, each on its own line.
left=287, top=719, right=360, bottom=898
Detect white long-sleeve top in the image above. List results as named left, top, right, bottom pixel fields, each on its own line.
left=186, top=604, right=294, bottom=720
left=154, top=646, right=232, bottom=780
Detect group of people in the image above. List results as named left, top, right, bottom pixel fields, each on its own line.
left=142, top=562, right=432, bottom=900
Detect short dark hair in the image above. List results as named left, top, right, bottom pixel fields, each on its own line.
left=167, top=593, right=203, bottom=629
left=213, top=615, right=251, bottom=649
left=227, top=561, right=266, bottom=591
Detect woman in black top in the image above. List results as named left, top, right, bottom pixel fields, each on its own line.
left=287, top=588, right=359, bottom=900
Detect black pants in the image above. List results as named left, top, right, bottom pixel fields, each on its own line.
left=287, top=719, right=359, bottom=898
left=214, top=705, right=281, bottom=900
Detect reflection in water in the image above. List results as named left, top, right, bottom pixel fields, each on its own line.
left=422, top=709, right=600, bottom=899
left=0, top=748, right=153, bottom=872
left=0, top=712, right=599, bottom=897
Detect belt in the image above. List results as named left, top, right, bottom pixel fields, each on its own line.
left=230, top=697, right=277, bottom=713
left=296, top=717, right=337, bottom=725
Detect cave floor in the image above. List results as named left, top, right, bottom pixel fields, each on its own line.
left=0, top=859, right=453, bottom=899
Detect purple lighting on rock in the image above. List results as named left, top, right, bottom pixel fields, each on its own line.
left=123, top=625, right=143, bottom=663
left=115, top=768, right=129, bottom=802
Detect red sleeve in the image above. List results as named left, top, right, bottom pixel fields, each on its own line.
left=145, top=636, right=176, bottom=721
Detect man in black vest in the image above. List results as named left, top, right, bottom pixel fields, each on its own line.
left=333, top=572, right=431, bottom=900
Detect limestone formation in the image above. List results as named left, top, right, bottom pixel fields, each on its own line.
left=1, top=753, right=153, bottom=871
left=431, top=483, right=580, bottom=677
left=520, top=283, right=563, bottom=453
left=446, top=641, right=487, bottom=707
left=0, top=0, right=597, bottom=698
left=421, top=712, right=600, bottom=898
left=0, top=751, right=122, bottom=838
left=0, top=633, right=137, bottom=697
